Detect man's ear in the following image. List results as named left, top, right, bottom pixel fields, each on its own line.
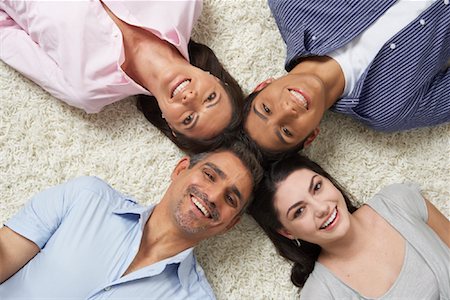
left=171, top=156, right=190, bottom=180
left=253, top=78, right=275, bottom=93
left=303, top=127, right=320, bottom=148
left=277, top=227, right=294, bottom=240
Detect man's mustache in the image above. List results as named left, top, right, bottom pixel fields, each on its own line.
left=187, top=185, right=219, bottom=221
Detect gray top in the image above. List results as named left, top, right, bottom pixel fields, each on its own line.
left=300, top=183, right=450, bottom=300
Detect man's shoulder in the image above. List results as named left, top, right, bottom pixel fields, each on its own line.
left=63, top=176, right=138, bottom=208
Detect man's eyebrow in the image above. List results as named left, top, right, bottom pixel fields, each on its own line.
left=252, top=104, right=267, bottom=121
left=275, top=130, right=288, bottom=144
left=205, top=162, right=226, bottom=179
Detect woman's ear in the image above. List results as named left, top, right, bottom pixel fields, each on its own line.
left=277, top=227, right=295, bottom=240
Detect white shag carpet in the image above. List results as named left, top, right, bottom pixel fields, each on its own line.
left=1, top=1, right=449, bottom=298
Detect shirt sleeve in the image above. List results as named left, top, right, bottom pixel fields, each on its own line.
left=4, top=176, right=101, bottom=249
left=300, top=273, right=334, bottom=300
left=376, top=182, right=427, bottom=222
left=0, top=9, right=79, bottom=108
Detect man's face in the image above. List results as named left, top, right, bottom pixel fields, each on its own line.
left=244, top=74, right=326, bottom=152
left=167, top=151, right=253, bottom=241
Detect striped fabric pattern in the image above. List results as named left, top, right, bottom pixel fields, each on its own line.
left=269, top=0, right=450, bottom=132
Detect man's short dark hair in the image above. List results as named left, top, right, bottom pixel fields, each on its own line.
left=188, top=138, right=263, bottom=213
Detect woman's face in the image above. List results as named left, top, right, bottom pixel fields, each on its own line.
left=156, top=65, right=233, bottom=140
left=274, top=168, right=351, bottom=247
left=244, top=74, right=326, bottom=151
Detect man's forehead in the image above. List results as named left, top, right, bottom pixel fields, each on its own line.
left=200, top=151, right=251, bottom=180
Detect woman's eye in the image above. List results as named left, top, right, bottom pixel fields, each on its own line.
left=282, top=127, right=292, bottom=137
left=207, top=92, right=216, bottom=101
left=293, top=207, right=304, bottom=218
left=183, top=114, right=194, bottom=125
left=314, top=182, right=322, bottom=191
left=263, top=104, right=271, bottom=113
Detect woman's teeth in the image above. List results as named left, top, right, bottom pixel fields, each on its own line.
left=192, top=196, right=210, bottom=218
left=289, top=90, right=308, bottom=109
left=172, top=80, right=190, bottom=97
left=320, top=208, right=337, bottom=229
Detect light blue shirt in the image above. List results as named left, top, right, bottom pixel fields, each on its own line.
left=0, top=176, right=215, bottom=299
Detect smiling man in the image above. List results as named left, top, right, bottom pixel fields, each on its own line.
left=0, top=142, right=262, bottom=299
left=244, top=0, right=449, bottom=158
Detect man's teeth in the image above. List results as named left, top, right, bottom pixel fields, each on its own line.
left=192, top=197, right=210, bottom=218
left=320, top=208, right=337, bottom=229
left=289, top=90, right=308, bottom=109
left=172, top=80, right=190, bottom=97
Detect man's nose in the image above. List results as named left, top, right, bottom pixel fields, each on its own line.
left=281, top=99, right=298, bottom=117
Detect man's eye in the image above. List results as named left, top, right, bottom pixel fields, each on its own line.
left=183, top=114, right=193, bottom=125
left=203, top=170, right=215, bottom=181
left=282, top=127, right=292, bottom=137
left=226, top=195, right=236, bottom=207
left=263, top=104, right=271, bottom=113
left=207, top=92, right=216, bottom=101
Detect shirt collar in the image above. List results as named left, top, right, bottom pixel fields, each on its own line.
left=112, top=203, right=199, bottom=290
left=112, top=201, right=155, bottom=230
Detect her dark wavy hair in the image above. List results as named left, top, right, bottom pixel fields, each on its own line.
left=248, top=154, right=358, bottom=288
left=137, top=40, right=244, bottom=154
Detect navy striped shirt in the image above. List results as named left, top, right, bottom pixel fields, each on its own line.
left=269, top=0, right=450, bottom=131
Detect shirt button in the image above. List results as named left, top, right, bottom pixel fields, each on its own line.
left=311, top=35, right=317, bottom=41
left=419, top=19, right=426, bottom=26
left=389, top=43, right=396, bottom=50
left=104, top=286, right=111, bottom=291
left=444, top=0, right=449, bottom=5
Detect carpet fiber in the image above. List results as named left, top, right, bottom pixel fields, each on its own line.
left=1, top=0, right=448, bottom=298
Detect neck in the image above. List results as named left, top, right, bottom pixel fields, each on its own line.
left=140, top=203, right=198, bottom=262
left=102, top=2, right=187, bottom=94
left=290, top=56, right=345, bottom=110
left=319, top=208, right=373, bottom=261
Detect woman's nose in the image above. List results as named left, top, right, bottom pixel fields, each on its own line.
left=312, top=199, right=330, bottom=219
left=181, top=89, right=197, bottom=104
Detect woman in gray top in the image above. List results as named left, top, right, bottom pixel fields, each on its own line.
left=249, top=154, right=449, bottom=299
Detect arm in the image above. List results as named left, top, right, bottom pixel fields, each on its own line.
left=0, top=226, right=40, bottom=283
left=0, top=13, right=83, bottom=107
left=425, top=198, right=450, bottom=248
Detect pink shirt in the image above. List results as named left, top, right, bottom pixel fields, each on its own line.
left=0, top=0, right=202, bottom=113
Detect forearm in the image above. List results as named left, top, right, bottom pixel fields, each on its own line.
left=0, top=226, right=40, bottom=283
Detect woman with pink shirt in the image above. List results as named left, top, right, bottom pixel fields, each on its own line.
left=0, top=0, right=242, bottom=153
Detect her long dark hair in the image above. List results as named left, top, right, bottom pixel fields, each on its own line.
left=137, top=40, right=244, bottom=154
left=248, top=154, right=358, bottom=288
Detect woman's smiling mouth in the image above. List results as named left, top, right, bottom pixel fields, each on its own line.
left=171, top=79, right=191, bottom=98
